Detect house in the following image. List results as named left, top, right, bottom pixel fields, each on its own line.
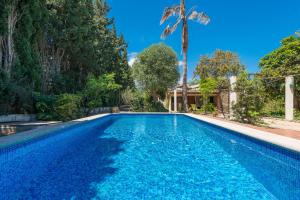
left=166, top=84, right=230, bottom=113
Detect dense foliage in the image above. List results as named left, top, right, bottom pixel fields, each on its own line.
left=259, top=35, right=300, bottom=97
left=130, top=93, right=168, bottom=112
left=82, top=73, right=121, bottom=113
left=120, top=89, right=168, bottom=112
left=130, top=43, right=179, bottom=112
left=132, top=43, right=179, bottom=100
left=259, top=34, right=300, bottom=117
left=260, top=35, right=300, bottom=78
left=198, top=77, right=217, bottom=114
left=195, top=49, right=244, bottom=80
left=262, top=98, right=285, bottom=118
left=0, top=0, right=133, bottom=120
left=34, top=73, right=121, bottom=121
left=232, top=72, right=266, bottom=124
left=194, top=49, right=244, bottom=116
left=55, top=93, right=83, bottom=121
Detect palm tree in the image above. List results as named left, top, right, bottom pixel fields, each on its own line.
left=160, top=0, right=210, bottom=112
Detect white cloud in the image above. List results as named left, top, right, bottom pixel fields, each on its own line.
left=128, top=57, right=137, bottom=67
left=128, top=52, right=138, bottom=67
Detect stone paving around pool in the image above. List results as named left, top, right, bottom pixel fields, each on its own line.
left=263, top=118, right=300, bottom=132
left=187, top=114, right=300, bottom=153
left=205, top=116, right=300, bottom=140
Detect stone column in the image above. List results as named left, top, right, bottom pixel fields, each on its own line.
left=229, top=76, right=237, bottom=118
left=168, top=95, right=172, bottom=112
left=174, top=89, right=178, bottom=113
left=285, top=76, right=294, bottom=121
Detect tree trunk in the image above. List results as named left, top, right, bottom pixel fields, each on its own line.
left=40, top=39, right=64, bottom=94
left=181, top=0, right=189, bottom=112
left=7, top=20, right=14, bottom=77
left=182, top=49, right=189, bottom=112
left=0, top=36, right=3, bottom=70
left=3, top=3, right=18, bottom=78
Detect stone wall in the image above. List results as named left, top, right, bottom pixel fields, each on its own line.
left=0, top=114, right=36, bottom=123
left=88, top=107, right=115, bottom=115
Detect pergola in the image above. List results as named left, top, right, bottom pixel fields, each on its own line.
left=166, top=84, right=220, bottom=113
left=167, top=75, right=295, bottom=121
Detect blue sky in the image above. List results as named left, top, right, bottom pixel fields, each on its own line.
left=107, top=0, right=300, bottom=80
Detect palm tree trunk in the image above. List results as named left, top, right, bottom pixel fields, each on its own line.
left=182, top=48, right=189, bottom=112
left=181, top=0, right=189, bottom=112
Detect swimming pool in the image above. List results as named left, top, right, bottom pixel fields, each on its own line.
left=0, top=114, right=299, bottom=199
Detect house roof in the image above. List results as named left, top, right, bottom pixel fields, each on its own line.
left=168, top=84, right=199, bottom=92
left=167, top=84, right=225, bottom=96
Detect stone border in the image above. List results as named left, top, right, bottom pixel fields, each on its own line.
left=186, top=113, right=300, bottom=153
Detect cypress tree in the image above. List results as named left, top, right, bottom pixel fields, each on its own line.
left=0, top=0, right=133, bottom=114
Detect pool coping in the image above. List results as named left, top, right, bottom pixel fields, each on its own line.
left=185, top=113, right=300, bottom=153
left=1, top=112, right=300, bottom=153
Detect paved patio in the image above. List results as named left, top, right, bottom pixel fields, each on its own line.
left=263, top=117, right=300, bottom=132
left=202, top=115, right=300, bottom=141
left=188, top=114, right=300, bottom=152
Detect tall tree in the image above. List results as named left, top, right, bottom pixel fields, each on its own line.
left=93, top=0, right=133, bottom=89
left=194, top=49, right=244, bottom=117
left=132, top=43, right=179, bottom=100
left=259, top=34, right=300, bottom=97
left=0, top=0, right=133, bottom=114
left=0, top=0, right=21, bottom=78
left=160, top=0, right=210, bottom=112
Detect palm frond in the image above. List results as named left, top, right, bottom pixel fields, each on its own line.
left=160, top=5, right=181, bottom=25
left=161, top=18, right=182, bottom=39
left=161, top=25, right=172, bottom=39
left=188, top=11, right=210, bottom=25
left=171, top=18, right=181, bottom=33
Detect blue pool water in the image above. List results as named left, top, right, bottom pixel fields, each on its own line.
left=0, top=114, right=300, bottom=200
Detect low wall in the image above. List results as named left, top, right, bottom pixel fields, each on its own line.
left=0, top=114, right=37, bottom=123
left=88, top=107, right=114, bottom=115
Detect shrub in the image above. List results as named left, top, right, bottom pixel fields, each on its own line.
left=144, top=95, right=168, bottom=112
left=199, top=77, right=217, bottom=114
left=130, top=92, right=168, bottom=112
left=0, top=70, right=37, bottom=114
left=121, top=87, right=135, bottom=105
left=131, top=92, right=146, bottom=112
left=83, top=73, right=121, bottom=112
left=295, top=110, right=300, bottom=121
left=262, top=98, right=285, bottom=117
left=55, top=94, right=83, bottom=121
left=232, top=72, right=266, bottom=124
left=34, top=93, right=57, bottom=120
left=199, top=103, right=216, bottom=114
